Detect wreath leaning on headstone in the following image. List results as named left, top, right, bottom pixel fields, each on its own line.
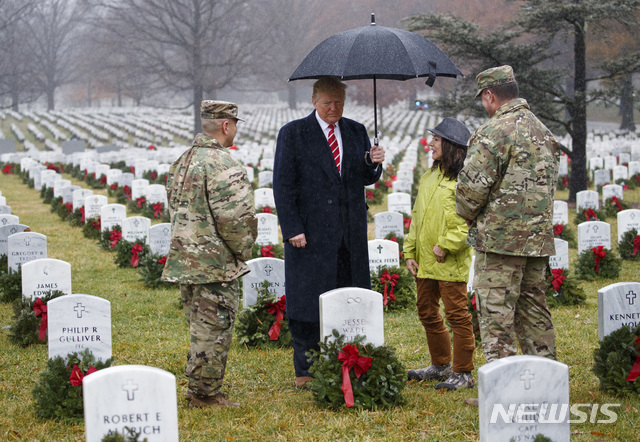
left=593, top=323, right=640, bottom=395
left=83, top=217, right=102, bottom=240
left=369, top=265, right=415, bottom=311
left=9, top=290, right=66, bottom=347
left=100, top=225, right=122, bottom=251
left=113, top=238, right=150, bottom=269
left=251, top=242, right=284, bottom=259
left=545, top=268, right=586, bottom=308
left=307, top=330, right=406, bottom=410
left=603, top=196, right=630, bottom=219
left=575, top=246, right=622, bottom=281
left=574, top=208, right=606, bottom=225
left=553, top=223, right=577, bottom=248
left=137, top=253, right=174, bottom=289
left=618, top=228, right=640, bottom=261
left=0, top=264, right=22, bottom=304
left=236, top=281, right=290, bottom=348
left=32, top=348, right=113, bottom=421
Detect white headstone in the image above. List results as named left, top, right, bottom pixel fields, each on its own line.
left=319, top=287, right=384, bottom=346
left=83, top=365, right=179, bottom=442
left=119, top=172, right=135, bottom=188
left=149, top=223, right=171, bottom=256
left=478, top=355, right=569, bottom=442
left=96, top=164, right=110, bottom=179
left=628, top=161, right=640, bottom=178
left=602, top=184, right=623, bottom=202
left=391, top=179, right=411, bottom=194
left=589, top=157, right=603, bottom=171
left=467, top=254, right=476, bottom=293
left=597, top=282, right=640, bottom=340
left=131, top=179, right=149, bottom=200
left=558, top=155, right=569, bottom=176
left=100, top=204, right=127, bottom=232
left=0, top=223, right=28, bottom=256
left=593, top=169, right=611, bottom=188
left=47, top=294, right=112, bottom=361
left=72, top=189, right=94, bottom=211
left=85, top=195, right=108, bottom=221
left=106, top=169, right=123, bottom=185
left=121, top=216, right=151, bottom=243
left=145, top=184, right=167, bottom=205
left=603, top=155, right=617, bottom=170
left=7, top=231, right=47, bottom=272
left=254, top=188, right=275, bottom=209
left=255, top=213, right=279, bottom=246
left=374, top=211, right=404, bottom=239
left=242, top=257, right=285, bottom=308
left=552, top=201, right=569, bottom=225
left=62, top=185, right=81, bottom=205
left=0, top=214, right=19, bottom=227
left=612, top=165, right=628, bottom=182
left=576, top=190, right=599, bottom=212
left=258, top=171, right=273, bottom=187
left=577, top=221, right=611, bottom=254
left=387, top=192, right=412, bottom=215
left=617, top=209, right=640, bottom=243
left=549, top=239, right=569, bottom=270
left=367, top=239, right=400, bottom=272
left=21, top=258, right=72, bottom=300
left=244, top=166, right=255, bottom=183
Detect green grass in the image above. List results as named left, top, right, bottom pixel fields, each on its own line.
left=1, top=170, right=640, bottom=441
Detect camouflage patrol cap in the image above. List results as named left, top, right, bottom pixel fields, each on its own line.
left=200, top=100, right=245, bottom=121
left=475, top=65, right=516, bottom=98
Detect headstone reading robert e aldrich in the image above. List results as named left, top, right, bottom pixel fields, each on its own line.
left=83, top=365, right=179, bottom=442
left=319, top=287, right=384, bottom=346
left=47, top=294, right=112, bottom=361
left=242, top=257, right=285, bottom=308
left=7, top=231, right=46, bottom=272
left=478, top=355, right=570, bottom=442
left=21, top=258, right=72, bottom=300
left=597, top=282, right=640, bottom=340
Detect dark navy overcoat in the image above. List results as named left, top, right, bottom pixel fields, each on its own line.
left=273, top=111, right=382, bottom=322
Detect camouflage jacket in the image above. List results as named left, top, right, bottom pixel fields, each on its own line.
left=455, top=98, right=559, bottom=257
left=161, top=134, right=257, bottom=284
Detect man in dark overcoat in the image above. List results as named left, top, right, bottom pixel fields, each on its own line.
left=273, top=76, right=385, bottom=389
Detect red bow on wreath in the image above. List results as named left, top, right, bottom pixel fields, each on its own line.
left=152, top=203, right=163, bottom=218
left=109, top=229, right=122, bottom=249
left=554, top=224, right=564, bottom=236
left=626, top=337, right=640, bottom=382
left=123, top=185, right=131, bottom=198
left=266, top=295, right=286, bottom=341
left=591, top=246, right=606, bottom=274
left=261, top=245, right=275, bottom=257
left=80, top=207, right=85, bottom=223
left=470, top=294, right=477, bottom=310
left=261, top=206, right=273, bottom=214
left=33, top=298, right=48, bottom=341
left=611, top=196, right=623, bottom=211
left=2, top=164, right=12, bottom=174
left=633, top=235, right=640, bottom=257
left=380, top=269, right=399, bottom=305
left=70, top=364, right=98, bottom=387
left=65, top=202, right=74, bottom=217
left=551, top=268, right=565, bottom=291
left=136, top=197, right=146, bottom=208
left=130, top=244, right=144, bottom=267
left=338, top=344, right=373, bottom=407
left=404, top=217, right=412, bottom=230
left=99, top=176, right=107, bottom=186
left=562, top=177, right=569, bottom=188
left=585, top=209, right=597, bottom=221
left=158, top=256, right=167, bottom=266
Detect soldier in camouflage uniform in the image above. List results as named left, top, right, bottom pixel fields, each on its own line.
left=162, top=100, right=257, bottom=408
left=456, top=66, right=559, bottom=363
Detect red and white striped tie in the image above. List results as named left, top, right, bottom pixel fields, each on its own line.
left=328, top=124, right=341, bottom=173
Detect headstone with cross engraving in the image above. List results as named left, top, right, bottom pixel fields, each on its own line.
left=0, top=223, right=28, bottom=256
left=7, top=231, right=46, bottom=272
left=85, top=195, right=108, bottom=221
left=597, top=282, right=640, bottom=340
left=131, top=179, right=150, bottom=201
left=602, top=184, right=623, bottom=202
left=0, top=214, right=19, bottom=227
left=118, top=172, right=135, bottom=189
left=549, top=239, right=569, bottom=270
left=100, top=204, right=127, bottom=232
left=106, top=168, right=123, bottom=185
left=552, top=200, right=569, bottom=225
left=47, top=294, right=112, bottom=361
left=121, top=216, right=151, bottom=244
left=387, top=192, right=412, bottom=215
left=242, top=257, right=285, bottom=308
left=577, top=221, right=611, bottom=254
left=72, top=189, right=94, bottom=211
left=629, top=161, right=640, bottom=178
left=374, top=211, right=404, bottom=239
left=254, top=187, right=275, bottom=209
left=576, top=190, right=599, bottom=212
left=62, top=185, right=82, bottom=205
left=255, top=213, right=279, bottom=246
left=367, top=239, right=400, bottom=272
left=145, top=184, right=167, bottom=206
left=319, top=287, right=384, bottom=346
left=478, top=355, right=570, bottom=442
left=391, top=179, right=412, bottom=194
left=593, top=169, right=611, bottom=188
left=258, top=170, right=273, bottom=188
left=613, top=165, right=628, bottom=182
left=83, top=365, right=179, bottom=442
left=149, top=223, right=171, bottom=256
left=22, top=258, right=72, bottom=300
left=604, top=155, right=617, bottom=170
left=617, top=209, right=640, bottom=243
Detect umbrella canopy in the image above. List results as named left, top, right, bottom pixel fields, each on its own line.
left=289, top=14, right=462, bottom=143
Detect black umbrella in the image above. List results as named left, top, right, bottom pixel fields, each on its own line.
left=289, top=13, right=462, bottom=144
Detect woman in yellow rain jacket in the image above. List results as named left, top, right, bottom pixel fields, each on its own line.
left=403, top=117, right=475, bottom=391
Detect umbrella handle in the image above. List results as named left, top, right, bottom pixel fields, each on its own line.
left=373, top=77, right=378, bottom=146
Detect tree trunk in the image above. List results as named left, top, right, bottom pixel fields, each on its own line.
left=569, top=19, right=588, bottom=203
left=620, top=73, right=635, bottom=132
left=287, top=83, right=297, bottom=110
left=193, top=84, right=203, bottom=135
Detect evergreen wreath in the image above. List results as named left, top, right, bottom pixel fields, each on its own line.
left=32, top=348, right=113, bottom=421
left=593, top=323, right=640, bottom=395
left=574, top=207, right=606, bottom=225
left=369, top=265, right=415, bottom=311
left=41, top=186, right=53, bottom=203
left=0, top=265, right=22, bottom=303
left=101, top=427, right=149, bottom=442
left=556, top=176, right=569, bottom=191
left=68, top=207, right=84, bottom=227
left=0, top=254, right=7, bottom=274
left=545, top=268, right=586, bottom=308
left=141, top=202, right=170, bottom=222
left=137, top=253, right=174, bottom=289
left=553, top=223, right=577, bottom=248
left=83, top=217, right=102, bottom=240
left=618, top=228, right=640, bottom=261
left=251, top=242, right=284, bottom=259
left=307, top=330, right=406, bottom=410
left=8, top=290, right=66, bottom=347
left=257, top=205, right=277, bottom=216
left=236, top=281, right=291, bottom=348
left=100, top=225, right=122, bottom=251
left=575, top=246, right=621, bottom=281
left=86, top=173, right=107, bottom=189
left=603, top=196, right=629, bottom=219
left=113, top=238, right=150, bottom=268
left=384, top=232, right=404, bottom=260
left=365, top=187, right=384, bottom=205
left=127, top=198, right=145, bottom=214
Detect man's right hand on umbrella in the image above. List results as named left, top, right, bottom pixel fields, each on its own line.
left=370, top=145, right=385, bottom=164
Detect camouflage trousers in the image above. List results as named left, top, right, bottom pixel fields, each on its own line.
left=180, top=280, right=240, bottom=397
left=473, top=251, right=556, bottom=363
